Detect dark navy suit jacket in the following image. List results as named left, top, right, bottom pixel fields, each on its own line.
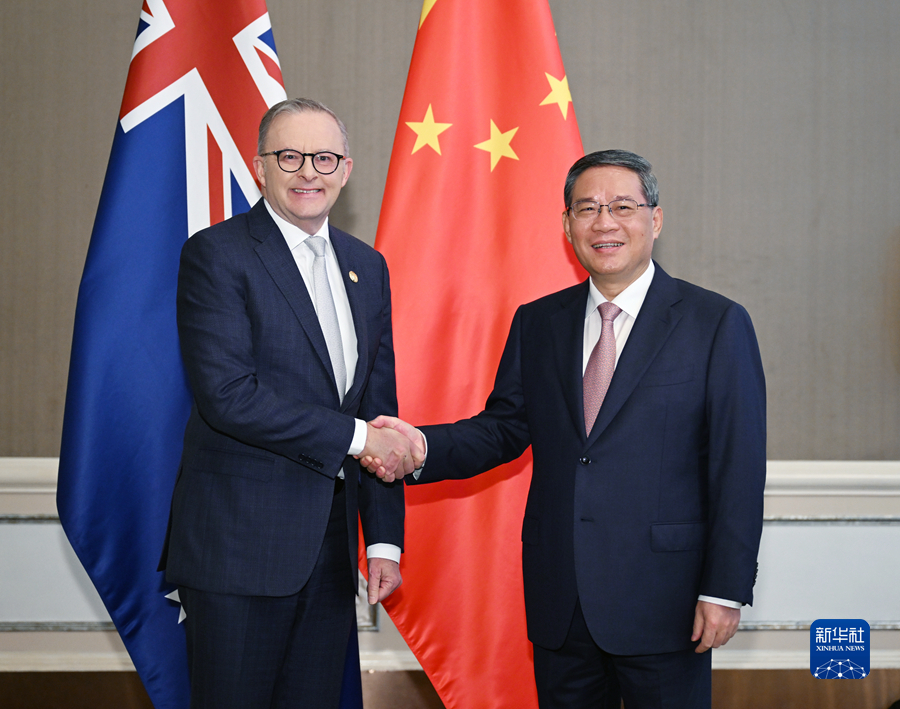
left=163, top=199, right=404, bottom=597
left=415, top=263, right=765, bottom=655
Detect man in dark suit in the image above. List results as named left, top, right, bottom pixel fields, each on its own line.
left=366, top=151, right=766, bottom=708
left=161, top=98, right=417, bottom=709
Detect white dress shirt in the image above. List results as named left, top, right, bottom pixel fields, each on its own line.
left=582, top=261, right=656, bottom=374
left=264, top=200, right=398, bottom=563
left=582, top=262, right=739, bottom=610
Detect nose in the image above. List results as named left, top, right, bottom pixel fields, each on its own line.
left=297, top=156, right=318, bottom=179
left=592, top=205, right=618, bottom=229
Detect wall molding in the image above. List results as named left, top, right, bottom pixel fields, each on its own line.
left=2, top=457, right=898, bottom=673
left=711, top=650, right=900, bottom=670
left=0, top=651, right=135, bottom=672
left=360, top=650, right=423, bottom=672
left=0, top=623, right=116, bottom=632
left=0, top=649, right=425, bottom=673
left=740, top=621, right=900, bottom=631
left=765, top=461, right=900, bottom=496
left=0, top=458, right=58, bottom=494
left=2, top=649, right=897, bottom=672
left=3, top=458, right=900, bottom=497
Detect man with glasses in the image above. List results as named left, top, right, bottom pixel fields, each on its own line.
left=161, top=98, right=416, bottom=709
left=367, top=150, right=766, bottom=708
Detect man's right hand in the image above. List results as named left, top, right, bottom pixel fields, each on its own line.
left=358, top=421, right=423, bottom=482
left=358, top=416, right=426, bottom=482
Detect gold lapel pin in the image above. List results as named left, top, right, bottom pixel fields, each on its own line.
left=349, top=271, right=358, bottom=283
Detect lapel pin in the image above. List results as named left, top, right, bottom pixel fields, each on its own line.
left=349, top=271, right=358, bottom=283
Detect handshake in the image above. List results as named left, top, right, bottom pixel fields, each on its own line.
left=355, top=415, right=426, bottom=483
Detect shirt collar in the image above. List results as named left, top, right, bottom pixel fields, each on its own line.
left=262, top=198, right=330, bottom=251
left=586, top=260, right=656, bottom=321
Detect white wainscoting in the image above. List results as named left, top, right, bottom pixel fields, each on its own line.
left=1, top=458, right=899, bottom=671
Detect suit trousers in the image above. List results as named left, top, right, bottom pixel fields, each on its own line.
left=532, top=598, right=711, bottom=709
left=179, top=479, right=356, bottom=709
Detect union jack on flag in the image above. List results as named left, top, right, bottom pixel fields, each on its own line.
left=123, top=0, right=286, bottom=231
left=58, top=1, right=285, bottom=706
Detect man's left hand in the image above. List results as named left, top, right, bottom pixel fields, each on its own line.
left=691, top=600, right=740, bottom=653
left=367, top=558, right=402, bottom=605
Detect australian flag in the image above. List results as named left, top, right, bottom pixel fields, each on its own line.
left=58, top=1, right=285, bottom=706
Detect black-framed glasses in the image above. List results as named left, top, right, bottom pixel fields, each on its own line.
left=260, top=149, right=345, bottom=175
left=568, top=199, right=656, bottom=221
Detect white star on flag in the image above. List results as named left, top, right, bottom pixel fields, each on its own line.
left=165, top=589, right=187, bottom=623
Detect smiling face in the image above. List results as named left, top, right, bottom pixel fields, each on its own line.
left=562, top=165, right=663, bottom=300
left=252, top=109, right=352, bottom=234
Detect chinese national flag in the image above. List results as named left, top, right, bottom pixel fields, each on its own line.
left=375, top=1, right=585, bottom=707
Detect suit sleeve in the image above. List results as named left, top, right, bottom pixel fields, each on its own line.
left=176, top=229, right=356, bottom=474
left=415, top=307, right=532, bottom=483
left=354, top=254, right=405, bottom=549
left=700, top=302, right=767, bottom=605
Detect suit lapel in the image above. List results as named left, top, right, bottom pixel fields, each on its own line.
left=250, top=201, right=337, bottom=394
left=550, top=281, right=591, bottom=436
left=587, top=264, right=683, bottom=444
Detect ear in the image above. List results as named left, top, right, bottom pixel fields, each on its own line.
left=651, top=205, right=663, bottom=240
left=562, top=209, right=573, bottom=244
left=252, top=155, right=267, bottom=189
left=339, top=156, right=353, bottom=186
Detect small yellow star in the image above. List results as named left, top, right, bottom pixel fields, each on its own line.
left=539, top=72, right=572, bottom=119
left=419, top=0, right=438, bottom=28
left=406, top=104, right=452, bottom=155
left=474, top=120, right=519, bottom=171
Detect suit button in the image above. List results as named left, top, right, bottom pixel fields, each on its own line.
left=579, top=457, right=591, bottom=465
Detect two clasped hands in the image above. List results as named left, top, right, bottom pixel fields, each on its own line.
left=356, top=416, right=425, bottom=482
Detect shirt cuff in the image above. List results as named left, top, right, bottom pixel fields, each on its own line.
left=366, top=543, right=401, bottom=563
left=348, top=418, right=367, bottom=457
left=698, top=595, right=742, bottom=609
left=412, top=430, right=428, bottom=481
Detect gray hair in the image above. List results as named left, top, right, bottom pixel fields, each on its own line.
left=257, top=98, right=350, bottom=156
left=564, top=150, right=659, bottom=208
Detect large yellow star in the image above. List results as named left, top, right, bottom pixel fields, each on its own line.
left=539, top=72, right=572, bottom=119
left=406, top=104, right=452, bottom=155
left=474, top=120, right=519, bottom=171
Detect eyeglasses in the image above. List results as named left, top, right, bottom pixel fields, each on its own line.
left=260, top=150, right=346, bottom=175
left=568, top=199, right=656, bottom=221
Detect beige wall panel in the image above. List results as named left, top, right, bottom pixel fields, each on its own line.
left=265, top=0, right=419, bottom=240
left=552, top=0, right=900, bottom=458
left=0, top=2, right=136, bottom=455
left=1, top=0, right=898, bottom=460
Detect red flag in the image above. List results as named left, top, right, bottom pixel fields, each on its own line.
left=375, top=1, right=584, bottom=706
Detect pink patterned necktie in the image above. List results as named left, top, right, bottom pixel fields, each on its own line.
left=583, top=301, right=621, bottom=434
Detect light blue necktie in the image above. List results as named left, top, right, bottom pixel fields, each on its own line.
left=304, top=235, right=346, bottom=400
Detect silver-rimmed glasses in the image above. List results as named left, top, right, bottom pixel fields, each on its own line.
left=568, top=199, right=655, bottom=221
